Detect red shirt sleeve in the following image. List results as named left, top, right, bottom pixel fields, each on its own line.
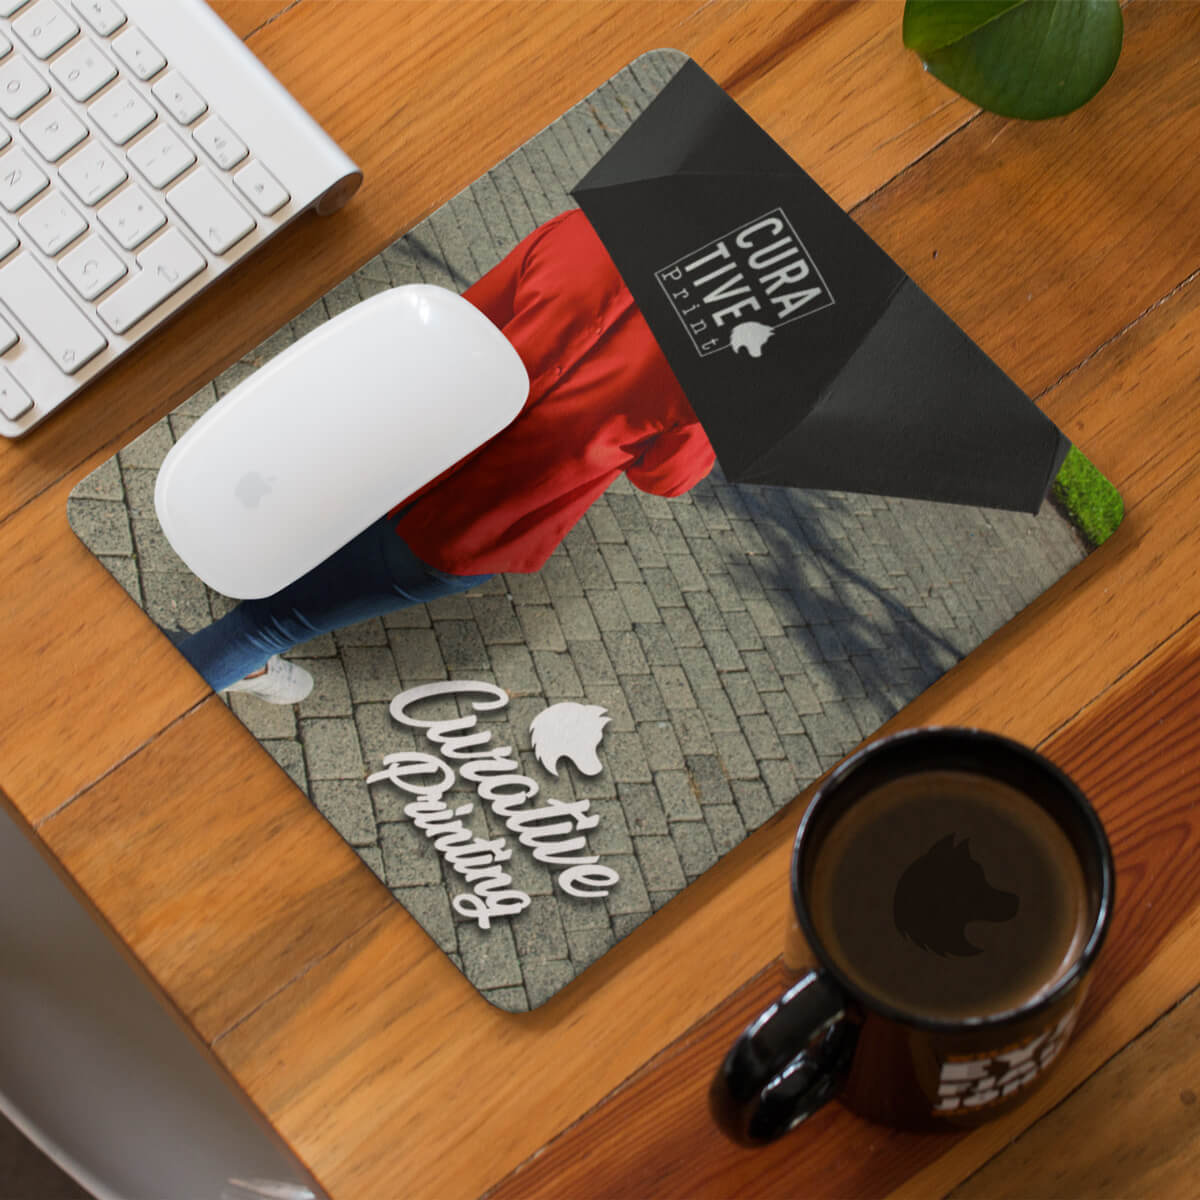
left=626, top=421, right=716, bottom=497
left=465, top=211, right=577, bottom=329
left=463, top=240, right=522, bottom=328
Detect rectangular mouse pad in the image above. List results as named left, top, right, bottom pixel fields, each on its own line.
left=68, top=51, right=1122, bottom=1012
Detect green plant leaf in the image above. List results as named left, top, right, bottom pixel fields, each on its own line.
left=903, top=1, right=1026, bottom=55
left=904, top=0, right=1123, bottom=120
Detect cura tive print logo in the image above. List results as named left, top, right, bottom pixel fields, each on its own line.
left=655, top=209, right=834, bottom=358
left=893, top=835, right=1019, bottom=957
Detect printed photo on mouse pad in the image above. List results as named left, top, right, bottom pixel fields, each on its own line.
left=68, top=51, right=1123, bottom=1013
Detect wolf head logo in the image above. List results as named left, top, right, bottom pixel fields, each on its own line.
left=893, top=835, right=1019, bottom=957
left=529, top=702, right=610, bottom=777
left=730, top=321, right=775, bottom=359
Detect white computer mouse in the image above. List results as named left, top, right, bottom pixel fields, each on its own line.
left=154, top=285, right=529, bottom=599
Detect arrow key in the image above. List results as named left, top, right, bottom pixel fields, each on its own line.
left=97, top=228, right=205, bottom=334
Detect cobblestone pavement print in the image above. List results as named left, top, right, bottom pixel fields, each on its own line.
left=68, top=52, right=1090, bottom=1012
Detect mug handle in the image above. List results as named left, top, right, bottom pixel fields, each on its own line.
left=710, top=969, right=857, bottom=1144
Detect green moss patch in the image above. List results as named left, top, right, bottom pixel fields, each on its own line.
left=1051, top=445, right=1124, bottom=547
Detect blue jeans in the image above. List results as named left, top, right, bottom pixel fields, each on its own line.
left=176, top=514, right=492, bottom=691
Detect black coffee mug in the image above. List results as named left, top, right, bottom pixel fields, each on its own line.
left=711, top=728, right=1114, bottom=1143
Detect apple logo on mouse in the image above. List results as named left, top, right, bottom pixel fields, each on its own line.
left=235, top=471, right=276, bottom=508
left=893, top=834, right=1019, bottom=957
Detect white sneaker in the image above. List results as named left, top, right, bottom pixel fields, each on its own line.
left=225, top=655, right=314, bottom=704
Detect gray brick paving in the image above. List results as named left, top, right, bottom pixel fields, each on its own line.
left=483, top=986, right=530, bottom=1011
left=311, top=779, right=378, bottom=847
left=296, top=657, right=352, bottom=718
left=301, top=718, right=364, bottom=781
left=263, top=740, right=306, bottom=793
left=230, top=691, right=296, bottom=741
left=396, top=885, right=456, bottom=954
left=66, top=499, right=132, bottom=556
left=587, top=800, right=633, bottom=855
left=381, top=822, right=442, bottom=888
left=67, top=50, right=1094, bottom=1015
left=358, top=845, right=385, bottom=884
left=99, top=555, right=141, bottom=605
left=565, top=924, right=616, bottom=970
left=672, top=822, right=719, bottom=880
left=707, top=806, right=750, bottom=856
left=523, top=959, right=577, bottom=1009
left=460, top=923, right=523, bottom=991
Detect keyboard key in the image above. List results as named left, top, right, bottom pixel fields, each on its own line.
left=151, top=69, right=205, bottom=125
left=0, top=31, right=11, bottom=59
left=97, top=183, right=163, bottom=248
left=69, top=0, right=123, bottom=36
left=0, top=147, right=49, bottom=210
left=0, top=252, right=106, bottom=372
left=13, top=0, right=80, bottom=59
left=58, top=139, right=125, bottom=203
left=0, top=315, right=16, bottom=353
left=98, top=228, right=204, bottom=333
left=112, top=27, right=163, bottom=80
left=127, top=124, right=193, bottom=188
left=50, top=36, right=116, bottom=101
left=233, top=159, right=289, bottom=215
left=58, top=230, right=124, bottom=298
left=166, top=167, right=254, bottom=254
left=21, top=96, right=87, bottom=161
left=0, top=223, right=18, bottom=259
left=0, top=54, right=50, bottom=118
left=192, top=115, right=246, bottom=170
left=19, top=188, right=86, bottom=253
left=0, top=367, right=33, bottom=420
left=88, top=79, right=154, bottom=145
left=0, top=1, right=32, bottom=17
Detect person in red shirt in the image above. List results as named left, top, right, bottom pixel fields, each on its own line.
left=176, top=209, right=716, bottom=703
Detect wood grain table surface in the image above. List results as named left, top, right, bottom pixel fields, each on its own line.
left=2, top=1, right=1198, bottom=1196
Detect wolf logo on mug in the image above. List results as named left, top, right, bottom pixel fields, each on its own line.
left=893, top=835, right=1020, bottom=957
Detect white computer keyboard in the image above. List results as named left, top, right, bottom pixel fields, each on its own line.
left=0, top=0, right=362, bottom=436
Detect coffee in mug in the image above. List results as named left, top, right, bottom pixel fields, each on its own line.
left=809, top=769, right=1091, bottom=1021
left=711, top=728, right=1114, bottom=1142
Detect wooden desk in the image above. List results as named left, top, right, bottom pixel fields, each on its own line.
left=3, top=1, right=1198, bottom=1195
